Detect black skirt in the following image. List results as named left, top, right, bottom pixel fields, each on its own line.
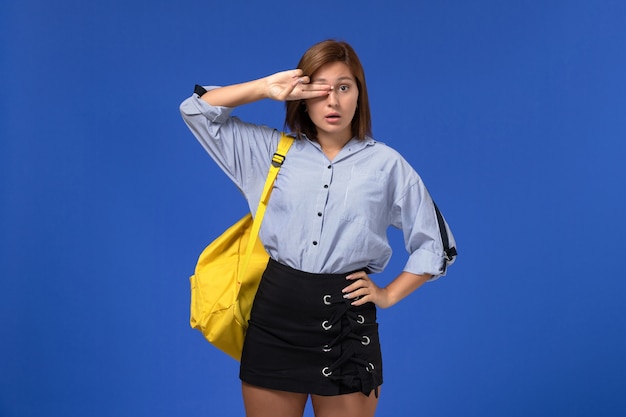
left=240, top=259, right=383, bottom=396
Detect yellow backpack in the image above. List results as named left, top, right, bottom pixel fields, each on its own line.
left=189, top=134, right=294, bottom=360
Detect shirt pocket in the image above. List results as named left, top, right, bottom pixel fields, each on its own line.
left=341, top=167, right=389, bottom=226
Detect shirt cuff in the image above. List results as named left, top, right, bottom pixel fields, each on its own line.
left=188, top=85, right=235, bottom=124
left=403, top=248, right=450, bottom=280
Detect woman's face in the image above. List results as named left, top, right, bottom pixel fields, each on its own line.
left=305, top=61, right=359, bottom=142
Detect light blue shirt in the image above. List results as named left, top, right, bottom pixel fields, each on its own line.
left=180, top=90, right=456, bottom=277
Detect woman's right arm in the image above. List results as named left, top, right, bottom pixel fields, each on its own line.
left=179, top=69, right=331, bottom=199
left=199, top=69, right=331, bottom=107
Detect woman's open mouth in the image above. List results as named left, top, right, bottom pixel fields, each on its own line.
left=325, top=113, right=341, bottom=123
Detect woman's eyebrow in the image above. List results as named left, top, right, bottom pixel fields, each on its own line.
left=311, top=76, right=355, bottom=84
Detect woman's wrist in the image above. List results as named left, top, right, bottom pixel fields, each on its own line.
left=199, top=78, right=267, bottom=107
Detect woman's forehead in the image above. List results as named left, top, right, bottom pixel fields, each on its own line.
left=311, top=62, right=355, bottom=82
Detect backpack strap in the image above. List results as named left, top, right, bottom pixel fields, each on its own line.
left=433, top=202, right=457, bottom=273
left=243, top=134, right=295, bottom=269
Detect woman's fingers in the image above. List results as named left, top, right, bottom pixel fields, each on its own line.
left=289, top=81, right=331, bottom=100
left=343, top=273, right=392, bottom=307
left=343, top=273, right=380, bottom=306
left=266, top=69, right=330, bottom=101
left=343, top=273, right=367, bottom=292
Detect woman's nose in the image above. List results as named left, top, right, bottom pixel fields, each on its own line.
left=327, top=88, right=338, bottom=105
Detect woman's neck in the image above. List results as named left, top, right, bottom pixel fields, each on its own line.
left=317, top=134, right=352, bottom=161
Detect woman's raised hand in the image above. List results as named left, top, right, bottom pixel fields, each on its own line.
left=197, top=69, right=331, bottom=108
left=265, top=69, right=331, bottom=101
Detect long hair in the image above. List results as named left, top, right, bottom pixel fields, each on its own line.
left=284, top=40, right=372, bottom=140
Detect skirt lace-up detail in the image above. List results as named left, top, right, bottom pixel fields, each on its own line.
left=319, top=293, right=382, bottom=397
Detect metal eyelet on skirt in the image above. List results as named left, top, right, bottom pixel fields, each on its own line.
left=322, top=367, right=332, bottom=377
left=356, top=314, right=365, bottom=324
left=361, top=335, right=371, bottom=346
left=321, top=320, right=332, bottom=330
left=366, top=363, right=375, bottom=373
left=322, top=344, right=332, bottom=352
left=323, top=295, right=331, bottom=305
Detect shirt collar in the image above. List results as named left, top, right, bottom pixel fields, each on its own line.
left=296, top=134, right=376, bottom=161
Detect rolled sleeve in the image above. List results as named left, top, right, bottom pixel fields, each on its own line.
left=403, top=248, right=450, bottom=278
left=394, top=176, right=457, bottom=280
left=179, top=87, right=234, bottom=124
left=179, top=86, right=278, bottom=194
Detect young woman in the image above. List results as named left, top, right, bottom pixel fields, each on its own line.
left=180, top=39, right=456, bottom=417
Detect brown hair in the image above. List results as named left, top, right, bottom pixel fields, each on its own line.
left=284, top=40, right=372, bottom=141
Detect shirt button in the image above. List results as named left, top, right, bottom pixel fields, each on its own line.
left=312, top=241, right=318, bottom=246
left=323, top=184, right=329, bottom=189
left=327, top=165, right=332, bottom=169
left=317, top=212, right=322, bottom=217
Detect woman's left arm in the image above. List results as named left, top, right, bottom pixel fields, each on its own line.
left=343, top=271, right=431, bottom=309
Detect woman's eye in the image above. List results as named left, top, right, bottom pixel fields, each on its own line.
left=339, top=85, right=349, bottom=91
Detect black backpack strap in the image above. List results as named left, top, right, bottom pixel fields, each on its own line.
left=194, top=84, right=208, bottom=96
left=433, top=202, right=457, bottom=273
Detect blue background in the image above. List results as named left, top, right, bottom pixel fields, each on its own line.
left=1, top=1, right=625, bottom=416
